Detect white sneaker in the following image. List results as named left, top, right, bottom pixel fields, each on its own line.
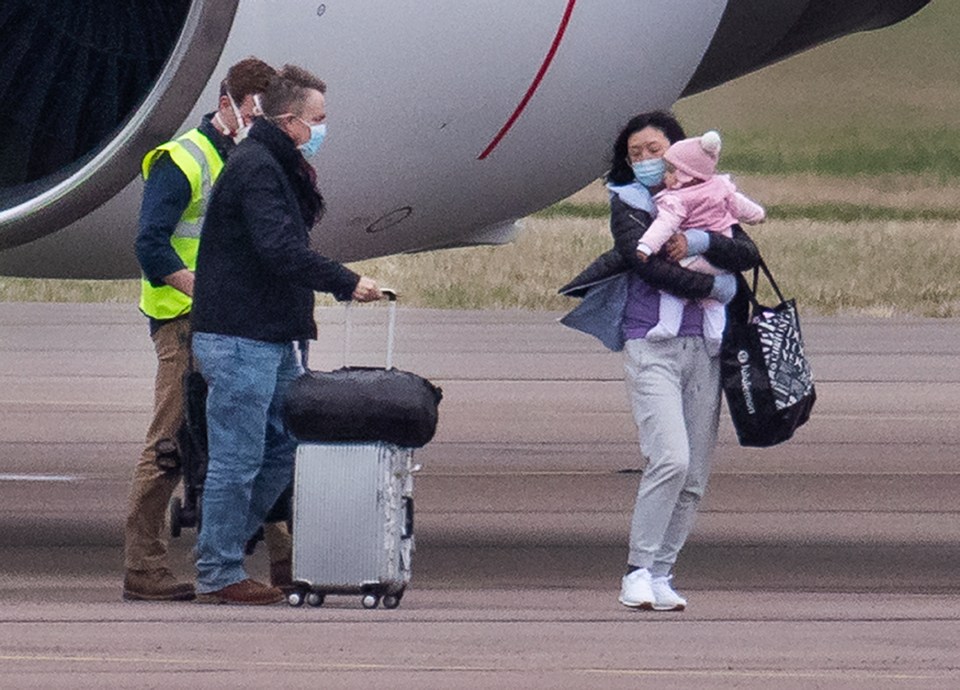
left=618, top=568, right=654, bottom=609
left=651, top=575, right=687, bottom=611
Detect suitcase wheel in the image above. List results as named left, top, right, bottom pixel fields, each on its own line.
left=382, top=594, right=402, bottom=609
left=287, top=591, right=305, bottom=607
left=306, top=592, right=324, bottom=608
left=361, top=594, right=379, bottom=609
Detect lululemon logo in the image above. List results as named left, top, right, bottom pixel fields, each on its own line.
left=738, top=350, right=756, bottom=415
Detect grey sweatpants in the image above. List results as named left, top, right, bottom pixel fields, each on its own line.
left=623, top=337, right=721, bottom=576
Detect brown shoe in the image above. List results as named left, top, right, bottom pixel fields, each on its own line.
left=123, top=568, right=195, bottom=601
left=195, top=578, right=285, bottom=605
left=269, top=559, right=293, bottom=592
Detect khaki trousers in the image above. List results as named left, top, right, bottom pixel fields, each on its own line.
left=124, top=318, right=191, bottom=572
left=124, top=319, right=293, bottom=573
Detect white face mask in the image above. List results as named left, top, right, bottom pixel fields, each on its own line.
left=214, top=93, right=252, bottom=144
left=228, top=93, right=251, bottom=144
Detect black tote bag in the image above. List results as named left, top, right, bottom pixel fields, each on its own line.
left=721, top=259, right=815, bottom=447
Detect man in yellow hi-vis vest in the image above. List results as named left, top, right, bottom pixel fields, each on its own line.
left=124, top=58, right=285, bottom=601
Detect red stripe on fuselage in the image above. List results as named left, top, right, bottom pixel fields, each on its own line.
left=477, top=0, right=578, bottom=160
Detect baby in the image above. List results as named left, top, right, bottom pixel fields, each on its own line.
left=636, top=130, right=765, bottom=352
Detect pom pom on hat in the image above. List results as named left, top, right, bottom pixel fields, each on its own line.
left=664, top=130, right=722, bottom=182
left=700, top=130, right=721, bottom=156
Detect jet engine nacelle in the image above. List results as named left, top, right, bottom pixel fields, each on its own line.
left=0, top=0, right=929, bottom=278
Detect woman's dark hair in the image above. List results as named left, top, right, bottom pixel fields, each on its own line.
left=606, top=111, right=686, bottom=185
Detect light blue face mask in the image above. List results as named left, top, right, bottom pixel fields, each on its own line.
left=298, top=121, right=327, bottom=157
left=631, top=158, right=666, bottom=187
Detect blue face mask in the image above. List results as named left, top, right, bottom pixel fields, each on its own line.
left=631, top=158, right=666, bottom=187
left=298, top=122, right=327, bottom=157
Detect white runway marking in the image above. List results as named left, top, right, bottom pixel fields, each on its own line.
left=0, top=474, right=79, bottom=483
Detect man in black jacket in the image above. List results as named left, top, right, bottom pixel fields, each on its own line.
left=191, top=69, right=380, bottom=605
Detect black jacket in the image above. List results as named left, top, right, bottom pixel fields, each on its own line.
left=192, top=119, right=360, bottom=343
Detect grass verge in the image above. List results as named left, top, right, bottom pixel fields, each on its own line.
left=4, top=217, right=960, bottom=318
left=349, top=218, right=960, bottom=317
left=537, top=201, right=960, bottom=224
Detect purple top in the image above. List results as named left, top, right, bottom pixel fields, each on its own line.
left=622, top=274, right=704, bottom=340
left=607, top=180, right=705, bottom=342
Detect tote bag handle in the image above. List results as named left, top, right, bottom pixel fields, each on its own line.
left=743, top=257, right=787, bottom=313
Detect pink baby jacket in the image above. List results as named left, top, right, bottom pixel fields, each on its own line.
left=639, top=174, right=765, bottom=258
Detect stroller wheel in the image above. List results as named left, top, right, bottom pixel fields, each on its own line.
left=169, top=497, right=183, bottom=538
left=244, top=527, right=264, bottom=556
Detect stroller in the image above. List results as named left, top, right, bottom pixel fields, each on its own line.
left=168, top=367, right=291, bottom=553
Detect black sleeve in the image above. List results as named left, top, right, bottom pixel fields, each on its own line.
left=701, top=224, right=761, bottom=273
left=241, top=162, right=360, bottom=299
left=610, top=195, right=651, bottom=266
left=609, top=194, right=714, bottom=301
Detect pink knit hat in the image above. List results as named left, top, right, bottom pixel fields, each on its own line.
left=664, top=130, right=722, bottom=183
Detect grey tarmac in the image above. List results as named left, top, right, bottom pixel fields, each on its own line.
left=0, top=302, right=958, bottom=688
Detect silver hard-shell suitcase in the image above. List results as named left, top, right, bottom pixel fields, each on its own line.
left=288, top=441, right=415, bottom=609
left=286, top=290, right=419, bottom=610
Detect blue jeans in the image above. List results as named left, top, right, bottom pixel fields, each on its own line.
left=191, top=332, right=302, bottom=593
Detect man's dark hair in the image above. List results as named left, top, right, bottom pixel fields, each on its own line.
left=607, top=111, right=686, bottom=185
left=259, top=75, right=309, bottom=119
left=260, top=64, right=328, bottom=120
left=278, top=64, right=327, bottom=95
left=224, top=57, right=277, bottom=101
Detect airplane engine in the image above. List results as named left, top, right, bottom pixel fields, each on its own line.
left=0, top=1, right=238, bottom=267
left=0, top=0, right=929, bottom=279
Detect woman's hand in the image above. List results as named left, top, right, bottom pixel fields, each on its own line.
left=663, top=234, right=688, bottom=263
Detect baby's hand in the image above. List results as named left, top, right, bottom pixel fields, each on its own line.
left=636, top=240, right=653, bottom=263
left=663, top=234, right=688, bottom=263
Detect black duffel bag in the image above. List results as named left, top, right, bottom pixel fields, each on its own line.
left=721, top=259, right=815, bottom=448
left=283, top=366, right=442, bottom=448
left=283, top=290, right=442, bottom=448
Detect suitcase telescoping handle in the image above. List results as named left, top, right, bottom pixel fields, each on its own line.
left=344, top=288, right=398, bottom=370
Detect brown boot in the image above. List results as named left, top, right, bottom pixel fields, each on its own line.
left=123, top=568, right=195, bottom=601
left=195, top=578, right=285, bottom=605
left=269, top=558, right=293, bottom=592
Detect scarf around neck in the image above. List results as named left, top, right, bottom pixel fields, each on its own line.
left=247, top=118, right=325, bottom=227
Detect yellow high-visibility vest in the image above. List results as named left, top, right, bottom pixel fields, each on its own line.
left=138, top=128, right=224, bottom=320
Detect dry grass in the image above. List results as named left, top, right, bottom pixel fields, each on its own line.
left=3, top=216, right=960, bottom=317
left=349, top=216, right=960, bottom=317
left=748, top=220, right=960, bottom=318
left=569, top=176, right=960, bottom=212
left=0, top=276, right=139, bottom=303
